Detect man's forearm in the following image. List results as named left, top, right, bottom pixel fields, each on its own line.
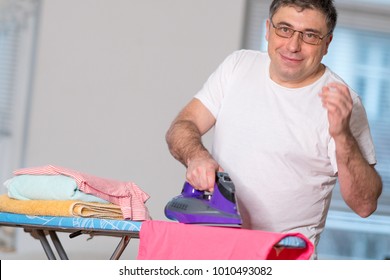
left=336, top=134, right=382, bottom=217
left=166, top=119, right=211, bottom=167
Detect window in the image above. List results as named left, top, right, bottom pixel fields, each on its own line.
left=0, top=26, right=15, bottom=181
left=0, top=0, right=41, bottom=252
left=322, top=27, right=390, bottom=216
left=0, top=0, right=40, bottom=189
left=243, top=0, right=390, bottom=259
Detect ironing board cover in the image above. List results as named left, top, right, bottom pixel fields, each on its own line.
left=137, top=220, right=314, bottom=260
left=0, top=212, right=142, bottom=232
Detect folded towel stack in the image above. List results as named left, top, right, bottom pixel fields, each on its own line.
left=0, top=194, right=124, bottom=219
left=2, top=165, right=151, bottom=221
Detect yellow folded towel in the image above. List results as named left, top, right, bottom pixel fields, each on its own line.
left=70, top=201, right=123, bottom=219
left=0, top=194, right=72, bottom=216
left=0, top=194, right=124, bottom=219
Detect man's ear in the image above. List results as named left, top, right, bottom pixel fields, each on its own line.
left=323, top=34, right=333, bottom=56
left=265, top=19, right=271, bottom=42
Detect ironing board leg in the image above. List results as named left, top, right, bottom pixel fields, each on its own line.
left=110, top=235, right=131, bottom=260
left=34, top=229, right=57, bottom=260
left=48, top=231, right=69, bottom=260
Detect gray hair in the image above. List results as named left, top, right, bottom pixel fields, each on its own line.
left=269, top=0, right=338, bottom=34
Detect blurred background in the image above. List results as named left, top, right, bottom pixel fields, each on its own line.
left=0, top=0, right=389, bottom=260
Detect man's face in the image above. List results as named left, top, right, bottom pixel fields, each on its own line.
left=266, top=5, right=332, bottom=88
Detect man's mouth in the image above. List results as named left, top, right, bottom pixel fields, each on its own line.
left=280, top=53, right=303, bottom=63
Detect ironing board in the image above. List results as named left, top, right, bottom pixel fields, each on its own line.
left=0, top=212, right=308, bottom=260
left=0, top=212, right=142, bottom=260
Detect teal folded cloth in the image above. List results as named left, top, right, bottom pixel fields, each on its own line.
left=5, top=174, right=109, bottom=203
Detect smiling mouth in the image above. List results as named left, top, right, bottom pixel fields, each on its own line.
left=280, top=54, right=303, bottom=63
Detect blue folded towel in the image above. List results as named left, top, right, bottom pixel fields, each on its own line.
left=5, top=174, right=109, bottom=203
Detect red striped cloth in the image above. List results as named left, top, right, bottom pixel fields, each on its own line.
left=14, top=165, right=151, bottom=221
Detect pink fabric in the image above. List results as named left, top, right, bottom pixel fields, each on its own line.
left=14, top=165, right=151, bottom=220
left=137, top=220, right=314, bottom=260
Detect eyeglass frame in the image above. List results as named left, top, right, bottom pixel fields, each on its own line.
left=269, top=19, right=332, bottom=45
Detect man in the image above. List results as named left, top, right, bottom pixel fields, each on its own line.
left=165, top=0, right=382, bottom=256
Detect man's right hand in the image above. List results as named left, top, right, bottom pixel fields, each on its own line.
left=186, top=155, right=222, bottom=192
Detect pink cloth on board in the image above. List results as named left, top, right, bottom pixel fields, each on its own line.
left=14, top=165, right=151, bottom=221
left=137, top=220, right=314, bottom=260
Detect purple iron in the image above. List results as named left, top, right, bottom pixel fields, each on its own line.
left=164, top=172, right=242, bottom=226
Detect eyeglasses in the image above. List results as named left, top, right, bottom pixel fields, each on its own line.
left=270, top=19, right=331, bottom=45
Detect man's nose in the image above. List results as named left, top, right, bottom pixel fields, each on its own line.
left=286, top=31, right=302, bottom=52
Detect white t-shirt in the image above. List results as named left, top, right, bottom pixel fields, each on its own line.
left=195, top=50, right=376, bottom=248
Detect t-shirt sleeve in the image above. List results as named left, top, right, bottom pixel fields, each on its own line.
left=350, top=96, right=377, bottom=165
left=328, top=94, right=377, bottom=174
left=194, top=50, right=243, bottom=118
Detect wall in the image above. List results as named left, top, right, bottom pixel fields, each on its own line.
left=1, top=0, right=246, bottom=259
